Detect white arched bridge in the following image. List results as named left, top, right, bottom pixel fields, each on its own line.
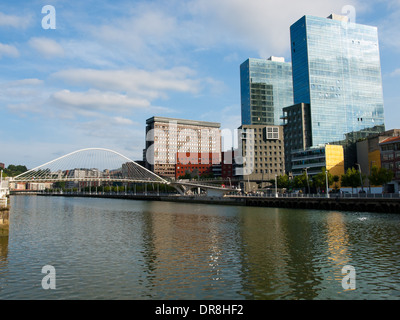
left=10, top=148, right=238, bottom=197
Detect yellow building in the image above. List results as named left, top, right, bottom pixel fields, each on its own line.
left=291, top=144, right=345, bottom=186
left=325, top=145, right=345, bottom=178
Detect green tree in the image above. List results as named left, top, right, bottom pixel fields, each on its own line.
left=178, top=172, right=192, bottom=180
left=368, top=165, right=393, bottom=192
left=341, top=167, right=365, bottom=193
left=4, top=165, right=28, bottom=177
left=54, top=181, right=66, bottom=190
left=293, top=172, right=309, bottom=191
left=312, top=168, right=333, bottom=192
left=333, top=175, right=340, bottom=191
left=276, top=174, right=290, bottom=189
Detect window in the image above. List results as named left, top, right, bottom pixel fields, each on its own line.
left=265, top=127, right=279, bottom=140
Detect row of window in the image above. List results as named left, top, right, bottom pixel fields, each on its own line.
left=381, top=144, right=400, bottom=152
left=246, top=157, right=283, bottom=163
left=253, top=169, right=284, bottom=174
left=244, top=145, right=282, bottom=151
left=382, top=162, right=400, bottom=170
left=381, top=153, right=400, bottom=161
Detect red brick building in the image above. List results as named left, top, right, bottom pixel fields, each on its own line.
left=221, top=150, right=234, bottom=180
left=175, top=152, right=220, bottom=179
left=379, top=136, right=400, bottom=193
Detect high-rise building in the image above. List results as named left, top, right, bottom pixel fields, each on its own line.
left=240, top=57, right=293, bottom=126
left=290, top=14, right=385, bottom=147
left=238, top=124, right=285, bottom=192
left=282, top=103, right=312, bottom=173
left=144, top=117, right=221, bottom=178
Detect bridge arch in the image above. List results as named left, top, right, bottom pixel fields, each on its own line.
left=12, top=147, right=168, bottom=184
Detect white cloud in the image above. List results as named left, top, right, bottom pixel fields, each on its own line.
left=50, top=89, right=150, bottom=111
left=88, top=7, right=180, bottom=67
left=51, top=67, right=202, bottom=98
left=379, top=6, right=400, bottom=52
left=390, top=68, right=400, bottom=77
left=112, top=116, right=135, bottom=126
left=29, top=37, right=65, bottom=58
left=0, top=42, right=19, bottom=58
left=186, top=0, right=360, bottom=57
left=1, top=78, right=45, bottom=116
left=5, top=78, right=43, bottom=87
left=0, top=12, right=31, bottom=29
left=82, top=0, right=361, bottom=64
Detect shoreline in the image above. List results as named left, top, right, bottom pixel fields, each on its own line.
left=0, top=205, right=10, bottom=237
left=10, top=192, right=399, bottom=214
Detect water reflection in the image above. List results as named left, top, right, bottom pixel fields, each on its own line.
left=326, top=212, right=351, bottom=289
left=1, top=196, right=400, bottom=300
left=0, top=235, right=8, bottom=261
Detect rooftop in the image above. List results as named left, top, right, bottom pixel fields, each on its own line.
left=379, top=136, right=400, bottom=145
left=146, top=116, right=221, bottom=128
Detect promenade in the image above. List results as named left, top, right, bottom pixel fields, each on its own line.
left=18, top=191, right=400, bottom=214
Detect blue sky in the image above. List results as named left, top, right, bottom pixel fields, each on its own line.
left=0, top=0, right=399, bottom=168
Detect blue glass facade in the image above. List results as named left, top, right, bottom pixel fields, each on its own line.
left=240, top=58, right=293, bottom=126
left=290, top=15, right=385, bottom=146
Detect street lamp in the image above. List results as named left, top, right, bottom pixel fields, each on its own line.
left=275, top=174, right=278, bottom=198
left=304, top=167, right=310, bottom=194
left=355, top=163, right=364, bottom=192
left=325, top=170, right=330, bottom=198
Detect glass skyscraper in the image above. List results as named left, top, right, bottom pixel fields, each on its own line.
left=240, top=57, right=293, bottom=126
left=290, top=14, right=385, bottom=146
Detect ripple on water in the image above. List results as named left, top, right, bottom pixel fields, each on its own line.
left=1, top=197, right=400, bottom=299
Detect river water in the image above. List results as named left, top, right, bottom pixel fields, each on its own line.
left=0, top=195, right=399, bottom=300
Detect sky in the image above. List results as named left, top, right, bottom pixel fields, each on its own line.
left=0, top=0, right=399, bottom=169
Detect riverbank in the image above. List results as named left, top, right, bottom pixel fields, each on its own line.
left=25, top=192, right=400, bottom=213
left=0, top=205, right=10, bottom=237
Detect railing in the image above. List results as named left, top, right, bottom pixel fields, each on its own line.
left=0, top=183, right=8, bottom=207
left=228, top=192, right=400, bottom=199
left=0, top=181, right=9, bottom=198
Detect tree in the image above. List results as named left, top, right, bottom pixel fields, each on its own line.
left=293, top=172, right=309, bottom=191
left=4, top=165, right=28, bottom=177
left=333, top=175, right=340, bottom=191
left=54, top=181, right=66, bottom=190
left=368, top=165, right=393, bottom=192
left=312, top=168, right=333, bottom=192
left=178, top=172, right=192, bottom=180
left=276, top=174, right=290, bottom=189
left=265, top=174, right=291, bottom=190
left=341, top=167, right=365, bottom=193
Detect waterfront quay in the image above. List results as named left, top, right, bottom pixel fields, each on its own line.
left=0, top=198, right=10, bottom=237
left=19, top=191, right=400, bottom=214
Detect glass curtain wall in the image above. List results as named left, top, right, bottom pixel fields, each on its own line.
left=290, top=15, right=385, bottom=146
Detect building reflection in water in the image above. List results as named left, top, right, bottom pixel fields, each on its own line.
left=0, top=234, right=8, bottom=260
left=138, top=201, right=246, bottom=299
left=137, top=202, right=354, bottom=300
left=325, top=212, right=351, bottom=287
left=0, top=208, right=9, bottom=285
